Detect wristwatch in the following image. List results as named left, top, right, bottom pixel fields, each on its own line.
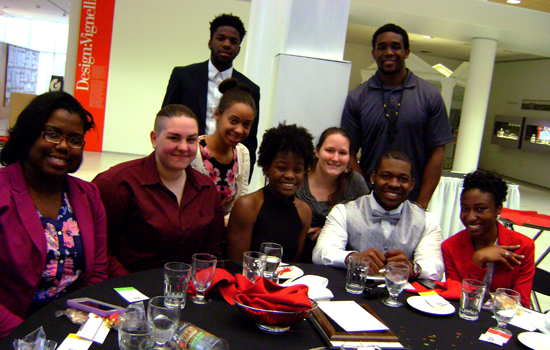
left=411, top=260, right=422, bottom=279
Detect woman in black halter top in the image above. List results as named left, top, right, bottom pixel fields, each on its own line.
left=227, top=123, right=315, bottom=262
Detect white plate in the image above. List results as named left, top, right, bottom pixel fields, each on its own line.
left=518, top=332, right=550, bottom=350
left=277, top=265, right=304, bottom=280
left=406, top=296, right=455, bottom=315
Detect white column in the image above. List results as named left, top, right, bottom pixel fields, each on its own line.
left=244, top=0, right=351, bottom=191
left=440, top=78, right=456, bottom=117
left=453, top=38, right=497, bottom=173
left=64, top=0, right=82, bottom=94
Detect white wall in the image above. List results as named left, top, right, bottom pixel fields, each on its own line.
left=343, top=42, right=372, bottom=91
left=343, top=41, right=465, bottom=92
left=103, top=0, right=251, bottom=155
left=479, top=59, right=550, bottom=188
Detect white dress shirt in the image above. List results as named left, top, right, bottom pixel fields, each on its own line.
left=312, top=194, right=444, bottom=281
left=206, top=60, right=233, bottom=135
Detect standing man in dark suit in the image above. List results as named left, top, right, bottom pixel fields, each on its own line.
left=162, top=13, right=260, bottom=172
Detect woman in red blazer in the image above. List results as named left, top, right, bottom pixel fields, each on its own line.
left=442, top=171, right=535, bottom=307
left=0, top=92, right=107, bottom=340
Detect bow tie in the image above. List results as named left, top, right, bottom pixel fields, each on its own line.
left=372, top=209, right=401, bottom=225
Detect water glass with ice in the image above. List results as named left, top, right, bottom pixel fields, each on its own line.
left=243, top=251, right=267, bottom=283
left=345, top=255, right=371, bottom=294
left=147, top=296, right=180, bottom=349
left=382, top=262, right=409, bottom=307
left=490, top=288, right=520, bottom=336
left=260, top=243, right=283, bottom=283
left=164, top=262, right=191, bottom=309
left=118, top=320, right=155, bottom=350
left=459, top=279, right=487, bottom=321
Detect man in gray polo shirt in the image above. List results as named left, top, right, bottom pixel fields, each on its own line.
left=341, top=23, right=453, bottom=210
left=312, top=150, right=443, bottom=281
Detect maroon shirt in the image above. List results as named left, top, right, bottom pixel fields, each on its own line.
left=93, top=153, right=224, bottom=278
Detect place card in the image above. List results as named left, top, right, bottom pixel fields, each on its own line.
left=75, top=313, right=111, bottom=344
left=318, top=301, right=389, bottom=332
left=479, top=328, right=511, bottom=346
left=418, top=291, right=450, bottom=310
left=493, top=307, right=537, bottom=331
left=114, top=287, right=149, bottom=302
left=76, top=313, right=103, bottom=341
left=57, top=334, right=93, bottom=350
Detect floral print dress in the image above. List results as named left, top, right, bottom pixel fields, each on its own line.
left=198, top=136, right=239, bottom=207
left=29, top=190, right=84, bottom=315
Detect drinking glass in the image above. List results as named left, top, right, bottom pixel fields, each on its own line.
left=459, top=279, right=487, bottom=320
left=345, top=255, right=371, bottom=294
left=118, top=320, right=155, bottom=350
left=490, top=288, right=521, bottom=336
left=260, top=242, right=283, bottom=283
left=382, top=262, right=409, bottom=307
left=191, top=253, right=217, bottom=304
left=147, top=296, right=180, bottom=349
left=164, top=262, right=191, bottom=309
left=242, top=251, right=267, bottom=283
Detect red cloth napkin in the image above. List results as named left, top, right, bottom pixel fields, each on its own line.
left=500, top=208, right=550, bottom=228
left=187, top=268, right=311, bottom=311
left=234, top=277, right=311, bottom=311
left=407, top=278, right=462, bottom=300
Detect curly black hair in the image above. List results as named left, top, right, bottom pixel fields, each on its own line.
left=372, top=23, right=410, bottom=50
left=210, top=13, right=246, bottom=43
left=462, top=170, right=508, bottom=207
left=258, top=123, right=315, bottom=172
left=0, top=91, right=94, bottom=166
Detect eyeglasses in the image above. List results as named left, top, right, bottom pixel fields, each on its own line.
left=42, top=130, right=86, bottom=149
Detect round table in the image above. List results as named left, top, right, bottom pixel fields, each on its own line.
left=1, top=262, right=529, bottom=349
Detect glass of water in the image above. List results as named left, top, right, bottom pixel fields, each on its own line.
left=147, top=296, right=180, bottom=349
left=191, top=253, right=217, bottom=304
left=490, top=288, right=521, bottom=336
left=382, top=262, right=410, bottom=307
left=260, top=242, right=283, bottom=283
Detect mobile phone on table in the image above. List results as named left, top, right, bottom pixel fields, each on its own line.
left=417, top=279, right=445, bottom=290
left=67, top=297, right=125, bottom=317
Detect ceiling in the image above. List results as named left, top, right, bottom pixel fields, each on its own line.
left=1, top=0, right=70, bottom=22
left=1, top=0, right=549, bottom=62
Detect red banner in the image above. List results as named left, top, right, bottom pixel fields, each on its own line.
left=74, top=0, right=116, bottom=152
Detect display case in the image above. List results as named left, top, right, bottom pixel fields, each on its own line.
left=491, top=115, right=524, bottom=149
left=521, top=118, right=550, bottom=154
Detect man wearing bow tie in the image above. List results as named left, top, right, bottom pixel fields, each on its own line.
left=312, top=150, right=443, bottom=281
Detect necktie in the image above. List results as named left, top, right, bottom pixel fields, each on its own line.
left=372, top=209, right=401, bottom=225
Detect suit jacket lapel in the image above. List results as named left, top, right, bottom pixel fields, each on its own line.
left=195, top=61, right=209, bottom=121
left=67, top=177, right=94, bottom=284
left=9, top=162, right=47, bottom=263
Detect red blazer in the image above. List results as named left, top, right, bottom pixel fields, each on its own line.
left=0, top=162, right=108, bottom=340
left=442, top=222, right=535, bottom=307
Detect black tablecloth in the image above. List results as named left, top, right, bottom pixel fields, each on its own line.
left=1, top=263, right=530, bottom=349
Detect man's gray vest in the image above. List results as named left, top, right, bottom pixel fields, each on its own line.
left=346, top=195, right=426, bottom=260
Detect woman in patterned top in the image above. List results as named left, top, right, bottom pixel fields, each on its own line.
left=0, top=92, right=107, bottom=340
left=191, top=78, right=256, bottom=218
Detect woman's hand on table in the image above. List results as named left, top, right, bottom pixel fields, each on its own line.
left=472, top=245, right=523, bottom=270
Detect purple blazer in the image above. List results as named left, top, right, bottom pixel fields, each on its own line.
left=0, top=162, right=108, bottom=340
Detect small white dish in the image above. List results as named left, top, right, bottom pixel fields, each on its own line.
left=277, top=265, right=304, bottom=280
left=406, top=296, right=455, bottom=315
left=518, top=332, right=550, bottom=350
